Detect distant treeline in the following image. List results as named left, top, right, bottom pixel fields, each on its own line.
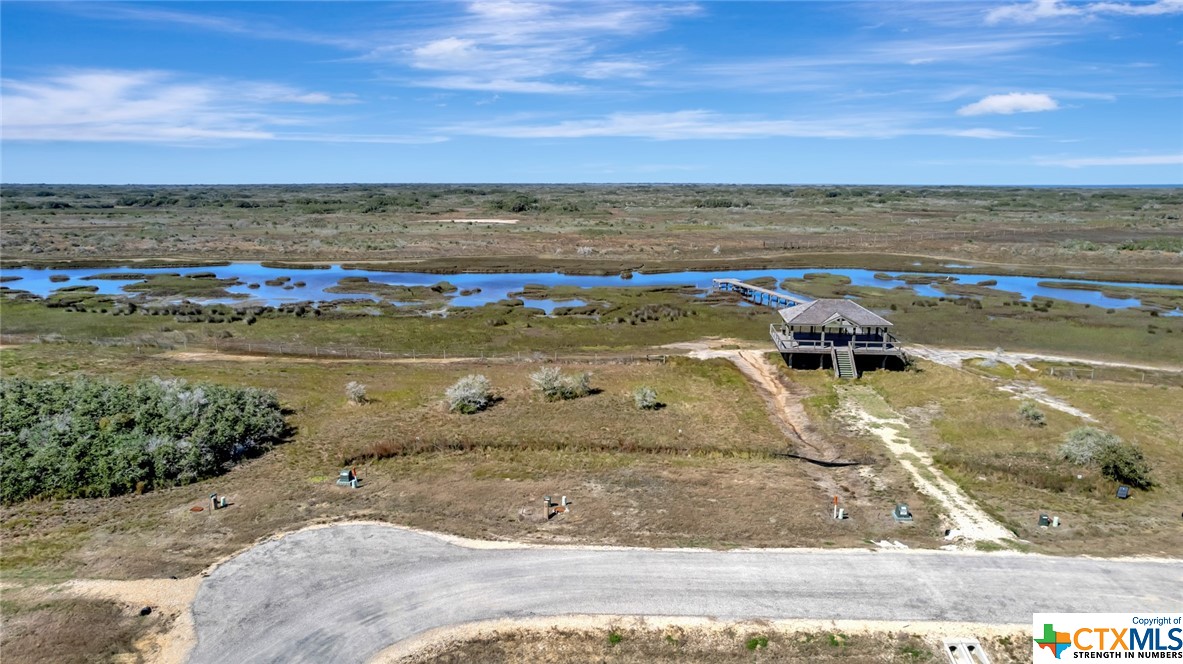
left=0, top=377, right=286, bottom=503
left=5, top=183, right=1177, bottom=216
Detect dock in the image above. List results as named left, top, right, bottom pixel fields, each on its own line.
left=711, top=278, right=810, bottom=309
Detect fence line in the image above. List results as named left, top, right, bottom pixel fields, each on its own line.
left=205, top=338, right=671, bottom=365
left=1045, top=365, right=1183, bottom=388
left=12, top=334, right=671, bottom=365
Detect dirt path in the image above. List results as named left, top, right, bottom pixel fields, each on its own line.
left=411, top=218, right=518, bottom=224
left=996, top=383, right=1095, bottom=421
left=835, top=385, right=1014, bottom=545
left=14, top=337, right=1179, bottom=373
left=167, top=351, right=476, bottom=365
left=680, top=344, right=842, bottom=462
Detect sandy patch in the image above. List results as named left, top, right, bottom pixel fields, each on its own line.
left=661, top=338, right=764, bottom=353
left=63, top=576, right=201, bottom=664
left=371, top=614, right=1027, bottom=663
left=910, top=344, right=1183, bottom=373
left=996, top=382, right=1095, bottom=421
left=836, top=385, right=1014, bottom=545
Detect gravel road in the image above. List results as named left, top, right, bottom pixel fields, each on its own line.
left=189, top=524, right=1182, bottom=663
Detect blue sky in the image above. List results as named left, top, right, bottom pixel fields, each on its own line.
left=1, top=1, right=1181, bottom=184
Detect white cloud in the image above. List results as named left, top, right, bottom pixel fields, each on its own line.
left=65, top=4, right=369, bottom=50
left=412, top=37, right=482, bottom=70
left=1035, top=154, right=1183, bottom=167
left=446, top=110, right=1021, bottom=140
left=1089, top=0, right=1183, bottom=15
left=385, top=1, right=698, bottom=93
left=949, top=128, right=1026, bottom=139
left=241, top=84, right=358, bottom=106
left=986, top=0, right=1082, bottom=23
left=416, top=76, right=583, bottom=94
left=276, top=133, right=448, bottom=145
left=957, top=92, right=1059, bottom=116
left=0, top=69, right=372, bottom=143
left=986, top=0, right=1183, bottom=24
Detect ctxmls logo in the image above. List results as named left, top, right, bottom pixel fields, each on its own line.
left=1032, top=614, right=1183, bottom=662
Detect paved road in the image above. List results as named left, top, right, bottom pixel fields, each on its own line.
left=189, top=524, right=1181, bottom=663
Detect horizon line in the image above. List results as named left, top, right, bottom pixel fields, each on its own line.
left=4, top=182, right=1182, bottom=189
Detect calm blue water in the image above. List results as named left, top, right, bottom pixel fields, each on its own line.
left=1, top=263, right=1178, bottom=312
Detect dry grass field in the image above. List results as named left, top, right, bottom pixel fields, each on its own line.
left=0, top=595, right=148, bottom=664
left=0, top=343, right=939, bottom=586
left=395, top=622, right=1030, bottom=664
left=782, top=359, right=1183, bottom=557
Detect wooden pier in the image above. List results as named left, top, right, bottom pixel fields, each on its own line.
left=711, top=278, right=811, bottom=309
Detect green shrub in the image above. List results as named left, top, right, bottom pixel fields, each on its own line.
left=608, top=631, right=623, bottom=646
left=633, top=386, right=660, bottom=410
left=1060, top=427, right=1120, bottom=465
left=745, top=635, right=769, bottom=650
left=1059, top=427, right=1153, bottom=489
left=530, top=367, right=592, bottom=401
left=0, top=377, right=285, bottom=503
left=446, top=374, right=492, bottom=414
left=345, top=381, right=367, bottom=405
left=1018, top=401, right=1046, bottom=427
left=1095, top=442, right=1153, bottom=489
left=1118, top=238, right=1183, bottom=252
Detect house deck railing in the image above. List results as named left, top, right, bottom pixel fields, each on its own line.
left=770, top=325, right=902, bottom=353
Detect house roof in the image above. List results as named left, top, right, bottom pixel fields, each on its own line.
left=776, top=299, right=893, bottom=327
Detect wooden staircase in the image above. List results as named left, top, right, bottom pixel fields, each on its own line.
left=832, top=345, right=857, bottom=379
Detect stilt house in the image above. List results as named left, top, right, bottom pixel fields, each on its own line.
left=770, top=299, right=907, bottom=378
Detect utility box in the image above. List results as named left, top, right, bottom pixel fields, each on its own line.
left=943, top=638, right=991, bottom=663
left=1116, top=486, right=1130, bottom=499
left=336, top=469, right=358, bottom=488
left=1038, top=514, right=1051, bottom=527
left=893, top=503, right=913, bottom=522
